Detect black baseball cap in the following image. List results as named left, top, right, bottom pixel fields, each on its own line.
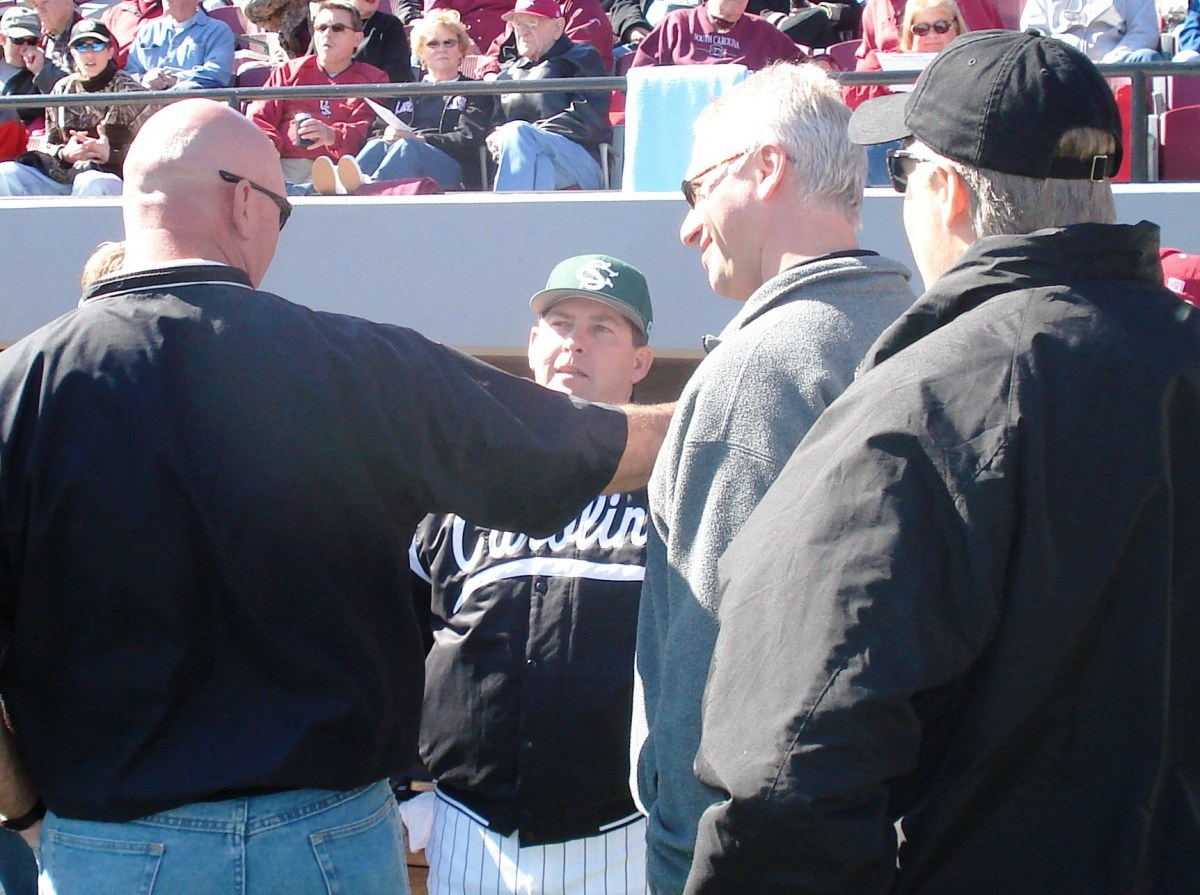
left=849, top=30, right=1122, bottom=181
left=69, top=19, right=114, bottom=47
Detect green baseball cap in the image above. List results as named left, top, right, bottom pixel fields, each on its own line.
left=529, top=254, right=653, bottom=337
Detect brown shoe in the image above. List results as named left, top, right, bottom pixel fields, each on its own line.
left=337, top=155, right=364, bottom=194
left=311, top=156, right=339, bottom=195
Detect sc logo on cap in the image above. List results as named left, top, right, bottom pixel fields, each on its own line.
left=575, top=259, right=618, bottom=292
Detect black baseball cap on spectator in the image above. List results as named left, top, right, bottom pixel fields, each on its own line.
left=849, top=30, right=1123, bottom=180
left=69, top=19, right=115, bottom=47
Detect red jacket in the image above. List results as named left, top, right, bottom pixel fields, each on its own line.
left=247, top=55, right=388, bottom=160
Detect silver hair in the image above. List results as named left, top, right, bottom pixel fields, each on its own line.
left=932, top=127, right=1118, bottom=237
left=693, top=62, right=866, bottom=226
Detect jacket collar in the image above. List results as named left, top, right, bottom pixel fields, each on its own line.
left=85, top=264, right=253, bottom=301
left=862, top=221, right=1163, bottom=372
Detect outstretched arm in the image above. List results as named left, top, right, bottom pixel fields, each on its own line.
left=602, top=402, right=674, bottom=494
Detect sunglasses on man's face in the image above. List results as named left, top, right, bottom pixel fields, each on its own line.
left=314, top=21, right=354, bottom=32
left=218, top=170, right=293, bottom=231
left=9, top=36, right=39, bottom=46
left=71, top=40, right=109, bottom=53
left=885, top=148, right=942, bottom=194
left=910, top=19, right=955, bottom=35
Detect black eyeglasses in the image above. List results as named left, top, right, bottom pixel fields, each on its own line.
left=910, top=19, right=955, bottom=35
left=885, top=148, right=939, bottom=194
left=218, top=169, right=292, bottom=230
left=10, top=36, right=39, bottom=46
left=680, top=148, right=753, bottom=209
left=314, top=21, right=354, bottom=32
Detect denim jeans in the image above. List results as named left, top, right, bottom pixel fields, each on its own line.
left=491, top=121, right=603, bottom=191
left=38, top=780, right=411, bottom=895
left=0, top=161, right=122, bottom=197
left=357, top=138, right=464, bottom=191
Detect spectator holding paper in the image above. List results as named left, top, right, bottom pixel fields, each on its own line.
left=312, top=9, right=490, bottom=193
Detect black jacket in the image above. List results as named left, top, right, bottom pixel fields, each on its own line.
left=412, top=490, right=647, bottom=844
left=688, top=222, right=1200, bottom=895
left=355, top=11, right=413, bottom=82
left=0, top=264, right=628, bottom=823
left=0, top=68, right=44, bottom=125
left=387, top=76, right=491, bottom=190
left=600, top=0, right=650, bottom=42
left=494, top=34, right=611, bottom=159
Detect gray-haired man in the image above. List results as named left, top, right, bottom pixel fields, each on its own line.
left=632, top=61, right=914, bottom=895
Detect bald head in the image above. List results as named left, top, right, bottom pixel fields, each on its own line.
left=122, top=100, right=288, bottom=288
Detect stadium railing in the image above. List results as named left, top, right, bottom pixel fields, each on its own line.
left=1, top=62, right=1198, bottom=184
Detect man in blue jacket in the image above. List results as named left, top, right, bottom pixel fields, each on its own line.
left=125, top=0, right=235, bottom=89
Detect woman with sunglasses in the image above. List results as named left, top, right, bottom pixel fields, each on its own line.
left=899, top=0, right=967, bottom=50
left=0, top=20, right=151, bottom=196
left=843, top=0, right=999, bottom=109
left=316, top=9, right=490, bottom=192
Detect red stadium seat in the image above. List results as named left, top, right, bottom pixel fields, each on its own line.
left=1167, top=74, right=1200, bottom=110
left=1159, top=104, right=1200, bottom=181
left=824, top=38, right=859, bottom=72
left=209, top=3, right=249, bottom=34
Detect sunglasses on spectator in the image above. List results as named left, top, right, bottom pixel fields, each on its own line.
left=910, top=19, right=955, bottom=35
left=426, top=38, right=458, bottom=48
left=218, top=170, right=293, bottom=231
left=885, top=148, right=939, bottom=193
left=71, top=40, right=109, bottom=52
left=315, top=22, right=354, bottom=32
left=9, top=36, right=40, bottom=46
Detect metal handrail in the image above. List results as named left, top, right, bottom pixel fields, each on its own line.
left=2, top=63, right=1198, bottom=182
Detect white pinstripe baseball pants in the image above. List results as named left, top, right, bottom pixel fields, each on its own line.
left=426, top=791, right=648, bottom=895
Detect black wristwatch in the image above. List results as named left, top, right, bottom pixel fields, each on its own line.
left=1, top=797, right=46, bottom=832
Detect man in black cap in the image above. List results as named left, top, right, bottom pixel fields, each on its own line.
left=683, top=30, right=1200, bottom=895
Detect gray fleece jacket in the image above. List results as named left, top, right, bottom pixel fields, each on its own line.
left=632, top=252, right=915, bottom=895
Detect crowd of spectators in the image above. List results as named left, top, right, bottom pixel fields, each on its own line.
left=0, top=0, right=1198, bottom=194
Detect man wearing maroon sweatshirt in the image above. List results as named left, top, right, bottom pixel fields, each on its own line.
left=631, top=0, right=804, bottom=68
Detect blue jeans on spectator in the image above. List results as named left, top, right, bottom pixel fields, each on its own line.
left=38, top=780, right=410, bottom=895
left=1116, top=48, right=1165, bottom=62
left=357, top=137, right=464, bottom=190
left=0, top=828, right=37, bottom=895
left=0, top=161, right=122, bottom=197
left=491, top=121, right=603, bottom=191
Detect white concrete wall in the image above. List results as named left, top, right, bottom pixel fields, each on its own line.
left=2, top=184, right=1197, bottom=350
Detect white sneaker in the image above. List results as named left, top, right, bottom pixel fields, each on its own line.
left=311, top=156, right=340, bottom=195
left=337, top=155, right=365, bottom=194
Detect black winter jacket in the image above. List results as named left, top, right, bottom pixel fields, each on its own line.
left=387, top=76, right=491, bottom=190
left=689, top=222, right=1200, bottom=895
left=494, top=34, right=611, bottom=160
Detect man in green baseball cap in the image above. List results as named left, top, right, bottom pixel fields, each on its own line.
left=404, top=253, right=655, bottom=894
left=528, top=253, right=654, bottom=405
